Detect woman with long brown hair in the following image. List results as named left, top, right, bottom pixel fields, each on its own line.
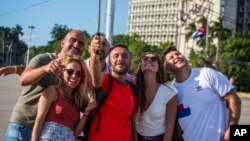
left=135, top=53, right=178, bottom=141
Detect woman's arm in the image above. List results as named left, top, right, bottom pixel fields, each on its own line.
left=74, top=97, right=97, bottom=136
left=31, top=86, right=57, bottom=141
left=163, top=95, right=177, bottom=141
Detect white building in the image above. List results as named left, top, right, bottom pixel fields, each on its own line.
left=128, top=0, right=237, bottom=57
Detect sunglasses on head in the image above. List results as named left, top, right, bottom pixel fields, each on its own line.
left=65, top=69, right=82, bottom=77
left=141, top=56, right=158, bottom=62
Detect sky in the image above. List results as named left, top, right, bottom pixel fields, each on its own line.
left=0, top=0, right=129, bottom=46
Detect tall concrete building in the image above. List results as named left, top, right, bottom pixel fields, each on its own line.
left=236, top=0, right=250, bottom=37
left=128, top=0, right=237, bottom=57
left=128, top=0, right=181, bottom=46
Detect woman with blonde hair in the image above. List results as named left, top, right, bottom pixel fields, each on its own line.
left=32, top=54, right=96, bottom=141
left=135, top=52, right=178, bottom=141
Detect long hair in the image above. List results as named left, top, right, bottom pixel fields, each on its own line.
left=135, top=52, right=165, bottom=115
left=60, top=54, right=94, bottom=112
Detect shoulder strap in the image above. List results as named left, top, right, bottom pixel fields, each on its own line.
left=126, top=80, right=138, bottom=140
left=94, top=74, right=113, bottom=132
left=126, top=80, right=138, bottom=97
left=95, top=74, right=113, bottom=113
left=83, top=75, right=113, bottom=138
left=93, top=76, right=138, bottom=133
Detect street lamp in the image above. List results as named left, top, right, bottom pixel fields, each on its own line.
left=0, top=30, right=4, bottom=64
left=26, top=25, right=35, bottom=66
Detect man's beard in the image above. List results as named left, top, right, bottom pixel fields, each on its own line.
left=67, top=47, right=81, bottom=55
left=69, top=51, right=81, bottom=55
left=111, top=66, right=129, bottom=75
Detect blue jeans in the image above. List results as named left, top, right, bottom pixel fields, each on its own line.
left=3, top=122, right=32, bottom=141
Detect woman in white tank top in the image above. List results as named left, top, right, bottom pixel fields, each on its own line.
left=135, top=53, right=178, bottom=141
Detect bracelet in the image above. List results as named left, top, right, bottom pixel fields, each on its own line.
left=83, top=113, right=89, bottom=118
left=13, top=66, right=17, bottom=74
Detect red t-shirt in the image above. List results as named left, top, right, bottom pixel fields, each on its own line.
left=88, top=74, right=136, bottom=141
left=46, top=88, right=80, bottom=131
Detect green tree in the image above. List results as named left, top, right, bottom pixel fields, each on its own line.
left=188, top=44, right=217, bottom=69
left=188, top=17, right=233, bottom=68
left=185, top=16, right=207, bottom=47
left=185, top=22, right=196, bottom=42
left=50, top=24, right=71, bottom=42
left=219, top=37, right=250, bottom=92
left=210, top=17, right=232, bottom=41
left=11, top=24, right=24, bottom=42
left=185, top=17, right=210, bottom=68
left=156, top=42, right=174, bottom=55
left=209, top=17, right=232, bottom=66
left=0, top=25, right=28, bottom=65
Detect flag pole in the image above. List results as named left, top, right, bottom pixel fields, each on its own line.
left=93, top=0, right=101, bottom=57
left=205, top=19, right=208, bottom=54
left=205, top=0, right=211, bottom=55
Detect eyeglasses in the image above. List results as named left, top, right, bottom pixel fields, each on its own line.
left=141, top=56, right=158, bottom=62
left=65, top=69, right=82, bottom=77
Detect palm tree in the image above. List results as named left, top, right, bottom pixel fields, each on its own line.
left=185, top=17, right=216, bottom=67
left=210, top=17, right=232, bottom=41
left=185, top=22, right=196, bottom=42
left=11, top=24, right=24, bottom=42
left=185, top=16, right=207, bottom=47
left=209, top=17, right=232, bottom=64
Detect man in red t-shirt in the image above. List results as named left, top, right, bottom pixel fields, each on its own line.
left=88, top=36, right=137, bottom=141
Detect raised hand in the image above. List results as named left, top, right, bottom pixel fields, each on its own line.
left=84, top=95, right=97, bottom=116
left=45, top=58, right=62, bottom=74
left=89, top=35, right=102, bottom=56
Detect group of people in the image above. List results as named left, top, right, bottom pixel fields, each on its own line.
left=0, top=29, right=241, bottom=141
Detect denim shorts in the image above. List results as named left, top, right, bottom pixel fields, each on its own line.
left=3, top=122, right=32, bottom=141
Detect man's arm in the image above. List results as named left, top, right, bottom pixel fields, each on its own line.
left=89, top=36, right=104, bottom=88
left=224, top=89, right=241, bottom=124
left=20, top=65, right=49, bottom=86
left=223, top=89, right=241, bottom=141
left=20, top=58, right=61, bottom=86
left=0, top=66, right=25, bottom=76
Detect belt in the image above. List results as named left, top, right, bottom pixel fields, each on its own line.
left=138, top=134, right=164, bottom=141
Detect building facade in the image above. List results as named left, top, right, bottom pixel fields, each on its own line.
left=128, top=0, right=237, bottom=57
left=128, top=0, right=181, bottom=46
left=236, top=0, right=250, bottom=37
